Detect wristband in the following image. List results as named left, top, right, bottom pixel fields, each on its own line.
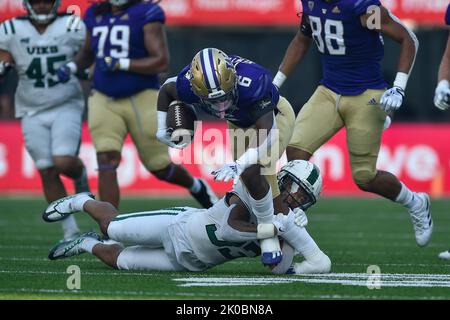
left=157, top=111, right=167, bottom=130
left=119, top=58, right=131, bottom=71
left=273, top=71, right=287, bottom=89
left=393, top=72, right=409, bottom=91
left=66, top=61, right=78, bottom=74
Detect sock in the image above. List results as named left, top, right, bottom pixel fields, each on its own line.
left=283, top=227, right=320, bottom=260
left=73, top=166, right=90, bottom=193
left=61, top=215, right=79, bottom=236
left=395, top=182, right=419, bottom=210
left=248, top=187, right=273, bottom=224
left=79, top=238, right=102, bottom=254
left=189, top=178, right=202, bottom=193
left=72, top=193, right=94, bottom=211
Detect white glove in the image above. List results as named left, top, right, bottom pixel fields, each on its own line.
left=434, top=80, right=450, bottom=111
left=272, top=211, right=296, bottom=236
left=380, top=87, right=404, bottom=113
left=0, top=61, right=12, bottom=77
left=156, top=128, right=184, bottom=149
left=293, top=208, right=308, bottom=227
left=211, top=162, right=243, bottom=184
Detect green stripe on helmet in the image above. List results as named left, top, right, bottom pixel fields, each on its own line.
left=306, top=166, right=319, bottom=186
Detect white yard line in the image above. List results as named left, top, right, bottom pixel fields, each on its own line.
left=173, top=273, right=450, bottom=290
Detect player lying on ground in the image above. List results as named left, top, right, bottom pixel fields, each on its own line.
left=0, top=0, right=90, bottom=241
left=273, top=0, right=432, bottom=247
left=157, top=48, right=296, bottom=265
left=43, top=160, right=331, bottom=274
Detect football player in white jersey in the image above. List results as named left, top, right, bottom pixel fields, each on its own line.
left=43, top=160, right=331, bottom=275
left=0, top=0, right=90, bottom=240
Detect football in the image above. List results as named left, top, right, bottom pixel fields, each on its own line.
left=166, top=101, right=198, bottom=147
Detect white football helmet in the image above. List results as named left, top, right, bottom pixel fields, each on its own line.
left=109, top=0, right=130, bottom=6
left=277, top=160, right=322, bottom=211
left=23, top=0, right=61, bottom=24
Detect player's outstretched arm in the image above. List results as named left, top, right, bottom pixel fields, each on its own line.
left=434, top=33, right=450, bottom=110
left=273, top=16, right=312, bottom=88
left=364, top=6, right=418, bottom=112
left=212, top=112, right=277, bottom=185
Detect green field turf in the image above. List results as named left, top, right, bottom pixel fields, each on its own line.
left=0, top=196, right=449, bottom=300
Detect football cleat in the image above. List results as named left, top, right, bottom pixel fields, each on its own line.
left=43, top=192, right=95, bottom=222
left=293, top=250, right=331, bottom=274
left=409, top=193, right=433, bottom=247
left=260, top=237, right=282, bottom=266
left=74, top=167, right=90, bottom=194
left=438, top=250, right=450, bottom=260
left=48, top=231, right=102, bottom=260
left=190, top=179, right=218, bottom=208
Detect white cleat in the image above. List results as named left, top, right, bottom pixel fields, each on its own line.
left=43, top=192, right=95, bottom=222
left=48, top=231, right=102, bottom=260
left=438, top=250, right=450, bottom=260
left=409, top=193, right=433, bottom=247
left=294, top=250, right=331, bottom=274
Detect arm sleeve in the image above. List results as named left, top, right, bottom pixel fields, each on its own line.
left=0, top=20, right=13, bottom=51
left=353, top=0, right=381, bottom=16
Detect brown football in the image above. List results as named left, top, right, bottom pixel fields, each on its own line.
left=166, top=101, right=198, bottom=147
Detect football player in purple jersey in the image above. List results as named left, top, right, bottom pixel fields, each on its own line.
left=56, top=0, right=217, bottom=209
left=274, top=0, right=432, bottom=247
left=157, top=48, right=297, bottom=265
